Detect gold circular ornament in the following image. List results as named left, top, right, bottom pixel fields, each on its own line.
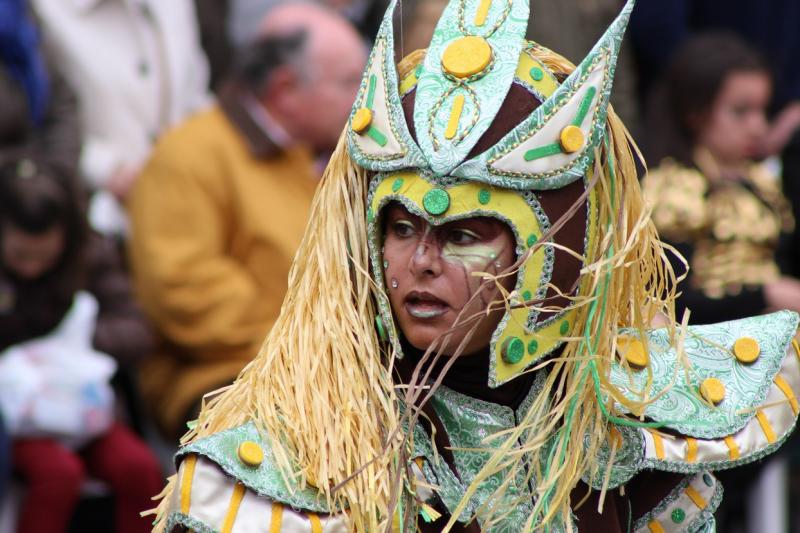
left=733, top=337, right=760, bottom=364
left=700, top=378, right=726, bottom=405
left=352, top=108, right=374, bottom=134
left=617, top=337, right=648, bottom=369
left=237, top=441, right=264, bottom=467
left=441, top=36, right=493, bottom=79
left=559, top=125, right=585, bottom=153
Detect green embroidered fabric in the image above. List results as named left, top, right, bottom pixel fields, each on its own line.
left=177, top=422, right=333, bottom=513
left=346, top=0, right=428, bottom=173
left=608, top=311, right=799, bottom=439
left=407, top=375, right=551, bottom=531
left=582, top=425, right=644, bottom=491
left=452, top=0, right=635, bottom=191
left=413, top=0, right=529, bottom=176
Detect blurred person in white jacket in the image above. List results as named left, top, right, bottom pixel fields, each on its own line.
left=31, top=0, right=211, bottom=236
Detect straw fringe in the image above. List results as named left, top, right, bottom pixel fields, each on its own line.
left=152, top=133, right=404, bottom=532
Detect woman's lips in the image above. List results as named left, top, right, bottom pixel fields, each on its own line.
left=404, top=291, right=449, bottom=319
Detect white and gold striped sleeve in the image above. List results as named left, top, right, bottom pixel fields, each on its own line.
left=632, top=472, right=721, bottom=533
left=165, top=455, right=348, bottom=533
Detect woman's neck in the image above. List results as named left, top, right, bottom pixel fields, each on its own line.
left=395, top=340, right=536, bottom=410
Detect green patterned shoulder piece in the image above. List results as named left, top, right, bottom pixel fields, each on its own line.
left=609, top=311, right=799, bottom=439
left=177, top=421, right=333, bottom=513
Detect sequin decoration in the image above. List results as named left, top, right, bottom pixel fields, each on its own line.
left=423, top=188, right=451, bottom=216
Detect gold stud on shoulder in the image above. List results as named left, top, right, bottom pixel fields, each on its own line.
left=237, top=441, right=264, bottom=467
left=617, top=336, right=648, bottom=369
left=700, top=378, right=726, bottom=405
left=441, top=36, right=493, bottom=79
left=733, top=337, right=760, bottom=364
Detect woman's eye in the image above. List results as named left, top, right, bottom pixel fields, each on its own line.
left=449, top=229, right=480, bottom=244
left=392, top=220, right=416, bottom=237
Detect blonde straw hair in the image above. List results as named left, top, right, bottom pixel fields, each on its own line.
left=152, top=44, right=679, bottom=532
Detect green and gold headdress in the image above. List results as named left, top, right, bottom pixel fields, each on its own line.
left=349, top=0, right=638, bottom=387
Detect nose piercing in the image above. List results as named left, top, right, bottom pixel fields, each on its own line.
left=391, top=278, right=399, bottom=289
left=495, top=261, right=503, bottom=269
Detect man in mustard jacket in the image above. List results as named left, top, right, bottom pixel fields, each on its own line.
left=127, top=4, right=366, bottom=440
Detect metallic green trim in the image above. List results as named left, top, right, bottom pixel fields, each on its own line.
left=166, top=512, right=218, bottom=533
left=582, top=425, right=645, bottom=490
left=177, top=422, right=333, bottom=513
left=609, top=311, right=799, bottom=439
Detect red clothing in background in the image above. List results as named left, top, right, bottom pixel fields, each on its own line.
left=13, top=423, right=162, bottom=533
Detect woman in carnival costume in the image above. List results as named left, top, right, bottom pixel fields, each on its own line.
left=152, top=1, right=800, bottom=531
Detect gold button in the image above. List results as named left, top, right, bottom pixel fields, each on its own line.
left=441, top=36, right=493, bottom=79
left=352, top=108, right=374, bottom=134
left=237, top=441, right=264, bottom=467
left=733, top=337, right=760, bottom=364
left=617, top=337, right=648, bottom=369
left=700, top=378, right=725, bottom=405
left=559, top=125, right=585, bottom=153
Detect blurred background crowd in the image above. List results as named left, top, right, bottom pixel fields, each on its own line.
left=0, top=0, right=799, bottom=531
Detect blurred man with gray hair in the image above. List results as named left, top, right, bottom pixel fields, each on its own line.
left=127, top=3, right=366, bottom=440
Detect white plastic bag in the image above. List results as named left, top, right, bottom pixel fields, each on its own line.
left=0, top=292, right=117, bottom=447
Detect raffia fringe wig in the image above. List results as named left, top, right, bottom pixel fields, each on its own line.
left=150, top=46, right=680, bottom=532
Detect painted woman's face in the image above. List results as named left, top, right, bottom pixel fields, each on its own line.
left=382, top=203, right=517, bottom=356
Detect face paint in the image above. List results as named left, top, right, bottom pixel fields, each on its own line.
left=381, top=203, right=518, bottom=356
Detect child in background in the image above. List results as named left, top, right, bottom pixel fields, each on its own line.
left=643, top=32, right=800, bottom=324
left=0, top=156, right=162, bottom=533
left=643, top=33, right=800, bottom=531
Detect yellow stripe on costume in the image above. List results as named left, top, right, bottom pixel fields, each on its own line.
left=775, top=375, right=800, bottom=415
left=792, top=339, right=800, bottom=363
left=649, top=430, right=665, bottom=459
left=269, top=502, right=284, bottom=533
left=756, top=411, right=777, bottom=443
left=222, top=483, right=247, bottom=533
left=475, top=0, right=492, bottom=26
left=445, top=95, right=466, bottom=140
left=180, top=454, right=198, bottom=514
left=685, top=486, right=707, bottom=509
left=685, top=438, right=698, bottom=463
left=648, top=520, right=665, bottom=533
left=309, top=513, right=323, bottom=533
left=724, top=436, right=740, bottom=460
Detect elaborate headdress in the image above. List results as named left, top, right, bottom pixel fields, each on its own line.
left=351, top=0, right=637, bottom=387
left=156, top=0, right=678, bottom=530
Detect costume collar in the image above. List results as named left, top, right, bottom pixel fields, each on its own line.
left=218, top=81, right=289, bottom=160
